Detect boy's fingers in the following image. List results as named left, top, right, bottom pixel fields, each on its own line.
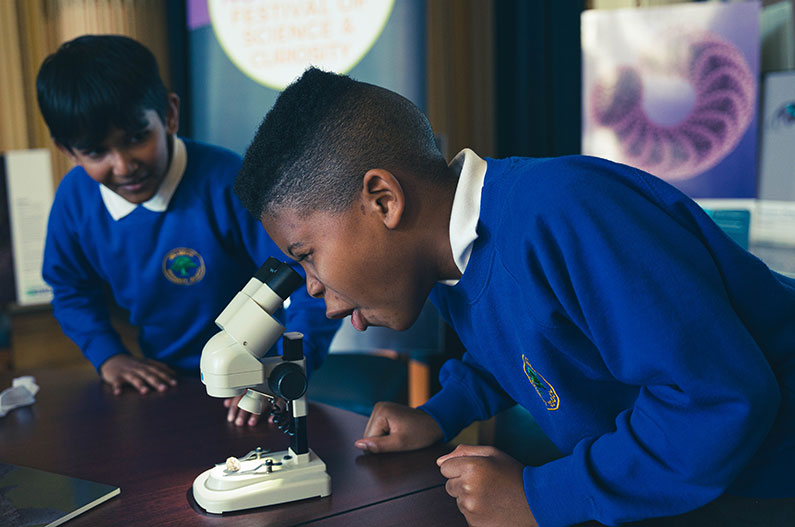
left=135, top=369, right=167, bottom=392
left=354, top=434, right=401, bottom=453
left=437, top=444, right=495, bottom=466
left=444, top=474, right=464, bottom=498
left=225, top=395, right=243, bottom=407
left=226, top=407, right=258, bottom=427
left=438, top=455, right=473, bottom=479
left=361, top=414, right=391, bottom=439
left=124, top=373, right=149, bottom=394
left=225, top=396, right=244, bottom=422
left=154, top=369, right=177, bottom=386
left=229, top=405, right=244, bottom=424
left=235, top=408, right=250, bottom=426
left=143, top=364, right=177, bottom=386
left=145, top=358, right=177, bottom=376
left=140, top=360, right=178, bottom=387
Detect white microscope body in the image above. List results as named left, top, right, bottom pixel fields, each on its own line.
left=192, top=258, right=331, bottom=514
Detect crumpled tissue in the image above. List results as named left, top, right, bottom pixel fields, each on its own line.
left=0, top=376, right=39, bottom=417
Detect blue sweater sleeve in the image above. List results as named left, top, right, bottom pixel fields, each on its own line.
left=42, top=178, right=129, bottom=370
left=421, top=289, right=516, bottom=439
left=515, top=160, right=780, bottom=525
left=420, top=350, right=516, bottom=441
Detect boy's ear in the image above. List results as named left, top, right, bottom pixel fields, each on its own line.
left=361, top=168, right=404, bottom=230
left=166, top=93, right=180, bottom=135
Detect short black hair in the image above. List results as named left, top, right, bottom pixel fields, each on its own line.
left=235, top=67, right=449, bottom=219
left=36, top=34, right=169, bottom=151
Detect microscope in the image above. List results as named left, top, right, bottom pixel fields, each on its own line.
left=192, top=258, right=331, bottom=514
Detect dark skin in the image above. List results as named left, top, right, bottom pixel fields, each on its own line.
left=261, top=168, right=538, bottom=526
left=56, top=95, right=260, bottom=425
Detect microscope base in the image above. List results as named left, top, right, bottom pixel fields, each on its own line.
left=192, top=448, right=331, bottom=514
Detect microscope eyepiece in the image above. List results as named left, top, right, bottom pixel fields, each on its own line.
left=255, top=257, right=304, bottom=300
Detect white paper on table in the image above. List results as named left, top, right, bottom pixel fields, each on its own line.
left=0, top=376, right=39, bottom=417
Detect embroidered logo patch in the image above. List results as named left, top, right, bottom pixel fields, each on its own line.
left=522, top=354, right=559, bottom=411
left=162, top=247, right=205, bottom=285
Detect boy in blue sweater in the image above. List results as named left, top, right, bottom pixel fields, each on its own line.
left=234, top=68, right=795, bottom=526
left=36, top=36, right=339, bottom=426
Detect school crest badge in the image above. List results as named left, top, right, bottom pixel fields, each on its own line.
left=522, top=354, right=559, bottom=411
left=163, top=247, right=205, bottom=285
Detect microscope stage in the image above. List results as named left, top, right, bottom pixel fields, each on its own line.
left=193, top=448, right=331, bottom=514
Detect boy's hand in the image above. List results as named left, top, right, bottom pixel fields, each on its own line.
left=437, top=444, right=537, bottom=527
left=354, top=401, right=443, bottom=453
left=224, top=395, right=263, bottom=427
left=100, top=354, right=178, bottom=396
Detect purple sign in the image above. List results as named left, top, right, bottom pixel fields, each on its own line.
left=582, top=1, right=760, bottom=198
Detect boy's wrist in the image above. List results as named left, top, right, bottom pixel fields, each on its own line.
left=418, top=384, right=479, bottom=442
left=84, top=333, right=128, bottom=372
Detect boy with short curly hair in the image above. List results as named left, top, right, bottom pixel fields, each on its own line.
left=235, top=67, right=795, bottom=526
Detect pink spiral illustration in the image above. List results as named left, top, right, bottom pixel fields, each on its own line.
left=591, top=33, right=756, bottom=181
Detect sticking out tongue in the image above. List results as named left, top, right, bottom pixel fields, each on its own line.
left=351, top=310, right=367, bottom=332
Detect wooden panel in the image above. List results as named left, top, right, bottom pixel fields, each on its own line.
left=17, top=0, right=52, bottom=148
left=0, top=0, right=29, bottom=152
left=426, top=0, right=495, bottom=160
left=408, top=358, right=431, bottom=407
left=10, top=308, right=83, bottom=370
left=10, top=306, right=138, bottom=371
left=1, top=0, right=171, bottom=190
left=48, top=0, right=170, bottom=88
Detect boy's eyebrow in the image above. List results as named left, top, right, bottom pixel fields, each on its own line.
left=286, top=242, right=304, bottom=256
left=73, top=139, right=100, bottom=152
left=129, top=122, right=151, bottom=133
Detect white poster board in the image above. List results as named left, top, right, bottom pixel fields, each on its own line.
left=4, top=149, right=54, bottom=306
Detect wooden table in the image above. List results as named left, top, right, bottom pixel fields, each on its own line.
left=301, top=485, right=466, bottom=527
left=0, top=365, right=463, bottom=526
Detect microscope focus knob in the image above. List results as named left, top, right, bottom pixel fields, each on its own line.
left=268, top=363, right=307, bottom=400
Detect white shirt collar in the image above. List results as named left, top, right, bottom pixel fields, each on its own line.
left=440, top=148, right=488, bottom=286
left=100, top=136, right=187, bottom=221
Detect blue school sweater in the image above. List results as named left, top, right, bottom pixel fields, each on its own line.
left=421, top=155, right=795, bottom=526
left=42, top=138, right=339, bottom=373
